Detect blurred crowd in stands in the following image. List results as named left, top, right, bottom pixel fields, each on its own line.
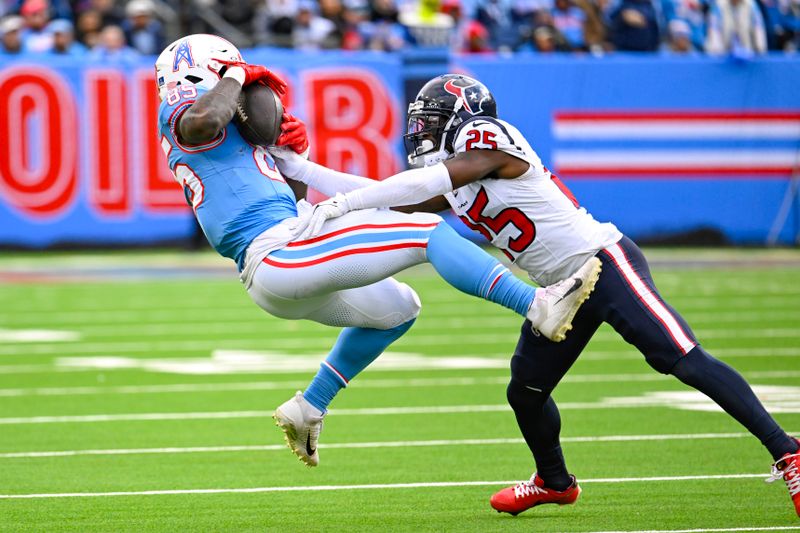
left=1, top=0, right=798, bottom=58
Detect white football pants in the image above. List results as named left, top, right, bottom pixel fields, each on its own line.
left=247, top=208, right=443, bottom=329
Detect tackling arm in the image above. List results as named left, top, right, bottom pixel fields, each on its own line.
left=269, top=148, right=377, bottom=196
left=344, top=149, right=528, bottom=211
left=393, top=195, right=451, bottom=214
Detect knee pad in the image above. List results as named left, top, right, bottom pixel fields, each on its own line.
left=506, top=377, right=552, bottom=412
left=395, top=282, right=422, bottom=324
left=644, top=347, right=688, bottom=374
left=338, top=280, right=421, bottom=329
left=666, top=345, right=712, bottom=381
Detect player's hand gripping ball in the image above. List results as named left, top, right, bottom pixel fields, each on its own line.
left=233, top=83, right=285, bottom=147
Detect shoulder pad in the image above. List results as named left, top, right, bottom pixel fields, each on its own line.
left=452, top=117, right=521, bottom=156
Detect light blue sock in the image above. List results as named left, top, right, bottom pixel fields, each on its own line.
left=426, top=222, right=536, bottom=317
left=303, top=319, right=415, bottom=412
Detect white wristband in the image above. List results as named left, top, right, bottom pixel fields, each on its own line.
left=223, top=66, right=246, bottom=86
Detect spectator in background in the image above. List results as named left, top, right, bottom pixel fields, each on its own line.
left=254, top=0, right=298, bottom=46
left=76, top=9, right=102, bottom=48
left=47, top=17, right=86, bottom=55
left=759, top=0, right=799, bottom=49
left=89, top=0, right=123, bottom=27
left=574, top=0, right=610, bottom=51
left=292, top=0, right=337, bottom=49
left=662, top=17, right=699, bottom=51
left=339, top=7, right=365, bottom=49
left=661, top=0, right=707, bottom=50
left=122, top=0, right=164, bottom=55
left=217, top=0, right=256, bottom=36
left=0, top=14, right=23, bottom=53
left=706, top=0, right=767, bottom=54
left=90, top=24, right=139, bottom=60
left=441, top=0, right=493, bottom=52
left=609, top=0, right=661, bottom=50
left=551, top=0, right=588, bottom=49
left=20, top=0, right=52, bottom=52
left=320, top=0, right=347, bottom=42
left=463, top=18, right=492, bottom=50
left=363, top=0, right=406, bottom=50
left=532, top=24, right=559, bottom=50
left=476, top=0, right=518, bottom=51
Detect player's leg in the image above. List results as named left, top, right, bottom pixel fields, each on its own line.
left=491, top=303, right=603, bottom=515
left=597, top=236, right=800, bottom=514
left=301, top=279, right=421, bottom=412
left=260, top=208, right=600, bottom=340
left=263, top=277, right=421, bottom=466
left=259, top=208, right=539, bottom=318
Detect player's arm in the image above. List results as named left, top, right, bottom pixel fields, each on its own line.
left=177, top=77, right=243, bottom=144
left=444, top=149, right=529, bottom=187
left=286, top=178, right=308, bottom=202
left=269, top=147, right=380, bottom=196
left=333, top=148, right=527, bottom=212
left=178, top=63, right=288, bottom=145
left=392, top=195, right=451, bottom=214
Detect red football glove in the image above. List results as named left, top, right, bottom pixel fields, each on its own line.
left=276, top=112, right=309, bottom=154
left=216, top=59, right=288, bottom=96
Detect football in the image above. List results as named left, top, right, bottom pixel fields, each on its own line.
left=233, top=83, right=284, bottom=147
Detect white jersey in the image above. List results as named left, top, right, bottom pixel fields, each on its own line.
left=443, top=117, right=622, bottom=286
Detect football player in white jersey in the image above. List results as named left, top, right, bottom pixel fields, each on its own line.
left=270, top=74, right=800, bottom=516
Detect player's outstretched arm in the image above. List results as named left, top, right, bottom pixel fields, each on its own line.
left=269, top=147, right=377, bottom=196
left=343, top=149, right=527, bottom=212
left=294, top=149, right=528, bottom=238
left=392, top=195, right=451, bottom=214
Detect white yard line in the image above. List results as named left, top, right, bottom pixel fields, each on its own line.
left=0, top=431, right=783, bottom=459
left=0, top=398, right=784, bottom=425
left=587, top=526, right=800, bottom=533
left=2, top=329, right=800, bottom=356
left=0, top=473, right=770, bottom=500
left=0, top=347, right=798, bottom=376
left=0, top=370, right=797, bottom=397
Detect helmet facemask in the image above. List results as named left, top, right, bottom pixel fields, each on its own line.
left=404, top=99, right=464, bottom=168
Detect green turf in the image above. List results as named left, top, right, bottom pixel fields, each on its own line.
left=0, top=249, right=799, bottom=532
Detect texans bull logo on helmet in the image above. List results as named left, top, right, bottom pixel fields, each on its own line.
left=443, top=78, right=491, bottom=115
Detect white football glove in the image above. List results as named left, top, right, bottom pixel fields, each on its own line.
left=267, top=145, right=309, bottom=180
left=295, top=193, right=352, bottom=240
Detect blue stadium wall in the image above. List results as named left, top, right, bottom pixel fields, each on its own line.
left=0, top=51, right=798, bottom=248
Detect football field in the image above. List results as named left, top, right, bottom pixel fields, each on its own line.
left=1, top=249, right=799, bottom=532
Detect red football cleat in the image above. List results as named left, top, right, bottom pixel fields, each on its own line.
left=767, top=441, right=800, bottom=517
left=490, top=474, right=581, bottom=516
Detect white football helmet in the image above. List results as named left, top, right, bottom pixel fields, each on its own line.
left=154, top=34, right=243, bottom=101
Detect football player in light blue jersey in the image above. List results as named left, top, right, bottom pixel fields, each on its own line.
left=154, top=34, right=602, bottom=468
left=158, top=84, right=298, bottom=270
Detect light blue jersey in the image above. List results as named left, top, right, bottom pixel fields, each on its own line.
left=158, top=85, right=297, bottom=269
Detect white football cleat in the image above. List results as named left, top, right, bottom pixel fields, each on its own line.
left=527, top=257, right=602, bottom=342
left=273, top=391, right=324, bottom=467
